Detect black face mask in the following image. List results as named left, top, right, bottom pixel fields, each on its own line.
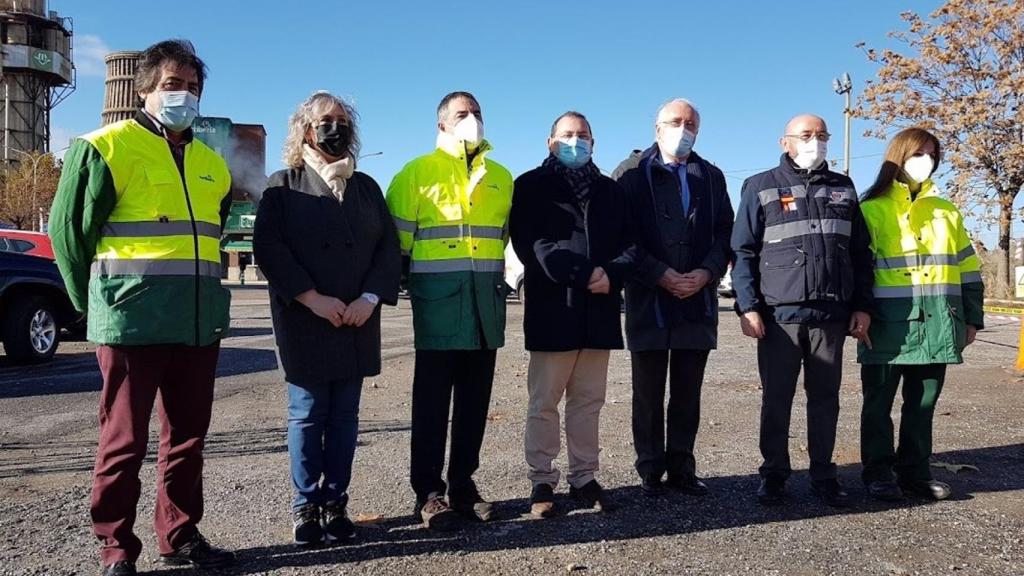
left=314, top=122, right=351, bottom=158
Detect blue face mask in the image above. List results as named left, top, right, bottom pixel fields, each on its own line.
left=156, top=90, right=200, bottom=132
left=556, top=137, right=592, bottom=169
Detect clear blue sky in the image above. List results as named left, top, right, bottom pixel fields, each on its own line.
left=55, top=0, right=988, bottom=235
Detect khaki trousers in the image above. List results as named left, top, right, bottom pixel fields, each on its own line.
left=525, top=349, right=609, bottom=488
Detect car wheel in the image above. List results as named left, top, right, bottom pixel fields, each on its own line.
left=516, top=279, right=525, bottom=304
left=2, top=295, right=60, bottom=364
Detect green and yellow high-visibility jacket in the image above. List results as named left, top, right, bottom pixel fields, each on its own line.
left=386, top=135, right=513, bottom=350
left=49, top=113, right=232, bottom=346
left=858, top=179, right=984, bottom=365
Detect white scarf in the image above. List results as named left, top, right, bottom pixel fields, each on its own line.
left=302, top=144, right=354, bottom=202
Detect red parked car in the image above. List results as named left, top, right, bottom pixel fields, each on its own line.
left=0, top=230, right=54, bottom=259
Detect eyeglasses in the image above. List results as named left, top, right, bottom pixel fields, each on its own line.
left=555, top=131, right=592, bottom=140
left=658, top=120, right=698, bottom=129
left=785, top=132, right=831, bottom=143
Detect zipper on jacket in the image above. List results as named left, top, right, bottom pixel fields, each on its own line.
left=583, top=199, right=592, bottom=258
left=805, top=179, right=820, bottom=297
left=172, top=145, right=201, bottom=346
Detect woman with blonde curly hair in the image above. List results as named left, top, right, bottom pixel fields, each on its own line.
left=253, top=91, right=400, bottom=545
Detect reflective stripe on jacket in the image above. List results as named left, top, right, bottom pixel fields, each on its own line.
left=386, top=135, right=513, bottom=350
left=858, top=179, right=984, bottom=364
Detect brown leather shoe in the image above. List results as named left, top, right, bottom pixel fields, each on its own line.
left=415, top=493, right=461, bottom=531
left=529, top=483, right=558, bottom=518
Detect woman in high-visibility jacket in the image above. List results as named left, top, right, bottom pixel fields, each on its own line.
left=858, top=127, right=984, bottom=502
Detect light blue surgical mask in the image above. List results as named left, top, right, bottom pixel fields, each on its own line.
left=556, top=137, right=592, bottom=169
left=156, top=90, right=200, bottom=132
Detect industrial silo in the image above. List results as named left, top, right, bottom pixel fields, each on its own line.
left=101, top=51, right=139, bottom=126
left=0, top=0, right=75, bottom=161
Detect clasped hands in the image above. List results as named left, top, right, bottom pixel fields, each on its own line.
left=296, top=290, right=375, bottom=328
left=657, top=268, right=711, bottom=300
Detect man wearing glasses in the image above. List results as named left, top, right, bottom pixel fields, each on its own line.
left=613, top=99, right=734, bottom=499
left=730, top=114, right=874, bottom=508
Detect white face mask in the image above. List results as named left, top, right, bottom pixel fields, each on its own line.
left=659, top=126, right=696, bottom=159
left=903, top=154, right=935, bottom=184
left=793, top=139, right=827, bottom=170
left=452, top=116, right=484, bottom=149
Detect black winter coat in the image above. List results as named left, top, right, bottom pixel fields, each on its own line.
left=614, top=145, right=734, bottom=351
left=509, top=162, right=634, bottom=352
left=253, top=166, right=401, bottom=384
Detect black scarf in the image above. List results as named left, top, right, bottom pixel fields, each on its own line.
left=543, top=155, right=600, bottom=206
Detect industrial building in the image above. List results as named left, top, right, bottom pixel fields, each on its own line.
left=0, top=0, right=74, bottom=161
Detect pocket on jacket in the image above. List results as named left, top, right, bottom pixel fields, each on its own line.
left=209, top=285, right=231, bottom=339
left=144, top=166, right=184, bottom=216
left=759, top=246, right=807, bottom=305
left=409, top=277, right=463, bottom=338
left=99, top=276, right=152, bottom=309
left=948, top=304, right=967, bottom=351
left=869, top=319, right=916, bottom=356
left=834, top=242, right=854, bottom=301
left=491, top=281, right=511, bottom=335
left=824, top=202, right=852, bottom=221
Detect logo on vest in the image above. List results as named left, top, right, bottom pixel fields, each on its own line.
left=199, top=175, right=215, bottom=183
left=829, top=190, right=846, bottom=203
left=780, top=190, right=797, bottom=213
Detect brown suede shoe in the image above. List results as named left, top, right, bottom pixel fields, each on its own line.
left=529, top=483, right=558, bottom=518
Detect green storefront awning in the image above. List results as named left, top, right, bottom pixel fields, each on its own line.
left=222, top=240, right=253, bottom=252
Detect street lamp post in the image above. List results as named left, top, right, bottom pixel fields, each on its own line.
left=832, top=72, right=853, bottom=176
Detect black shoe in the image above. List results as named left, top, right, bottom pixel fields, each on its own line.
left=757, top=478, right=786, bottom=506
left=322, top=499, right=356, bottom=543
left=899, top=478, right=951, bottom=501
left=449, top=482, right=496, bottom=522
left=867, top=479, right=905, bottom=502
left=292, top=503, right=324, bottom=546
left=101, top=561, right=136, bottom=576
left=570, top=480, right=618, bottom=512
left=529, top=483, right=558, bottom=518
left=811, top=478, right=851, bottom=508
left=158, top=532, right=235, bottom=568
left=414, top=493, right=461, bottom=532
left=641, top=477, right=667, bottom=497
left=667, top=475, right=710, bottom=496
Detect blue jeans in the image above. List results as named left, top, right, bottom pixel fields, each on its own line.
left=287, top=378, right=363, bottom=511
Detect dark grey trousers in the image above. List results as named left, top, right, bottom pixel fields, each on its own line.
left=757, top=320, right=846, bottom=482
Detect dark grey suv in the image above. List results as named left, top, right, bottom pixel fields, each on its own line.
left=0, top=252, right=80, bottom=364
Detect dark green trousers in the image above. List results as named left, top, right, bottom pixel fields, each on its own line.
left=860, top=363, right=947, bottom=484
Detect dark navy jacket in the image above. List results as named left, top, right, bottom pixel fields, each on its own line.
left=615, top=145, right=734, bottom=351
left=730, top=154, right=873, bottom=323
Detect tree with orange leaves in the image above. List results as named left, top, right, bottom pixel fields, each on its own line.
left=0, top=151, right=62, bottom=231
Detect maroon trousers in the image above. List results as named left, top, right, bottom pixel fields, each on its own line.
left=91, top=343, right=219, bottom=565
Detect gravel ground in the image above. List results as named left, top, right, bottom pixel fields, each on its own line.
left=1, top=287, right=1021, bottom=576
